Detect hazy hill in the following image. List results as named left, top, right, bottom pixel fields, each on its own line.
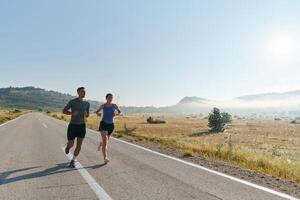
left=178, top=96, right=208, bottom=104
left=0, top=87, right=100, bottom=111
left=1, top=86, right=300, bottom=117
left=0, top=87, right=211, bottom=114
left=237, top=90, right=300, bottom=101
left=162, top=92, right=300, bottom=116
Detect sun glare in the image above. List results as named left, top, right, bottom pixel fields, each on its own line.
left=264, top=32, right=299, bottom=65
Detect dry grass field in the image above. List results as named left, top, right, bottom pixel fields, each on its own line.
left=50, top=113, right=300, bottom=184
left=0, top=110, right=24, bottom=124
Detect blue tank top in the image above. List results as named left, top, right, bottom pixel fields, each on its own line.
left=102, top=104, right=116, bottom=124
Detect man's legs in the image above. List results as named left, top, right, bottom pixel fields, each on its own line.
left=65, top=140, right=74, bottom=154
left=67, top=140, right=75, bottom=148
left=73, top=137, right=84, bottom=158
left=68, top=137, right=84, bottom=168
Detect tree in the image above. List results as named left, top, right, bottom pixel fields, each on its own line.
left=208, top=107, right=224, bottom=132
left=208, top=108, right=232, bottom=133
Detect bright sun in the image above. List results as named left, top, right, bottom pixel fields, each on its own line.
left=264, top=32, right=299, bottom=65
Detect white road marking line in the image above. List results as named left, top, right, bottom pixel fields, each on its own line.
left=0, top=115, right=24, bottom=128
left=42, top=123, right=48, bottom=128
left=61, top=147, right=112, bottom=200
left=87, top=128, right=299, bottom=200
left=47, top=116, right=298, bottom=200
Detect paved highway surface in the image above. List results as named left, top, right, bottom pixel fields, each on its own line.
left=0, top=113, right=298, bottom=200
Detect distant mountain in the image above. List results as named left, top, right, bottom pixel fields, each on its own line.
left=122, top=96, right=211, bottom=115
left=237, top=90, right=300, bottom=101
left=166, top=91, right=300, bottom=116
left=1, top=86, right=300, bottom=117
left=178, top=96, right=208, bottom=104
left=0, top=86, right=101, bottom=111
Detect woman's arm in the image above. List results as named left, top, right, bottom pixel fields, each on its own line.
left=85, top=103, right=90, bottom=118
left=96, top=104, right=104, bottom=116
left=114, top=104, right=121, bottom=115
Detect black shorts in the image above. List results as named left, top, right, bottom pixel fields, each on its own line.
left=67, top=124, right=86, bottom=140
left=99, top=121, right=114, bottom=135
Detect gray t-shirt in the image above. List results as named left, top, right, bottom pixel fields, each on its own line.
left=64, top=98, right=90, bottom=124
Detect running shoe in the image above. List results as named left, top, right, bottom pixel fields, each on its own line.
left=65, top=147, right=70, bottom=154
left=69, top=160, right=75, bottom=168
left=104, top=158, right=110, bottom=164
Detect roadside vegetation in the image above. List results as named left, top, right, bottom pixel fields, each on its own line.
left=147, top=116, right=166, bottom=124
left=0, top=109, right=25, bottom=124
left=48, top=111, right=300, bottom=184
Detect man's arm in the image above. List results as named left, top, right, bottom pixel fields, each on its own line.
left=62, top=101, right=72, bottom=115
left=62, top=101, right=78, bottom=116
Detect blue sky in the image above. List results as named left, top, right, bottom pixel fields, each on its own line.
left=1, top=0, right=300, bottom=106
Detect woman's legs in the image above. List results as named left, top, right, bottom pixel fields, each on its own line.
left=101, top=131, right=109, bottom=160
left=97, top=140, right=102, bottom=151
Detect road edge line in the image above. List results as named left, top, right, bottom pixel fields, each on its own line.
left=42, top=123, right=48, bottom=128
left=87, top=128, right=298, bottom=200
left=0, top=114, right=25, bottom=128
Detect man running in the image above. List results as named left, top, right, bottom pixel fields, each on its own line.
left=96, top=93, right=121, bottom=164
left=63, top=87, right=90, bottom=168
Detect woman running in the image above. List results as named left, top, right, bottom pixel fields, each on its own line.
left=96, top=93, right=121, bottom=163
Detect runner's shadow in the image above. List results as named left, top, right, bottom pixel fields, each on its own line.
left=85, top=163, right=107, bottom=169
left=0, top=163, right=75, bottom=185
left=0, top=167, right=40, bottom=185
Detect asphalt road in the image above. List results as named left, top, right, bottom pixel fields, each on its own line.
left=0, top=113, right=298, bottom=200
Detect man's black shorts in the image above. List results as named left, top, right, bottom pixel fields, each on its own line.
left=99, top=121, right=114, bottom=135
left=67, top=123, right=86, bottom=140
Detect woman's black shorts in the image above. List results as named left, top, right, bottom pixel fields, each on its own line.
left=67, top=123, right=86, bottom=140
left=99, top=121, right=115, bottom=135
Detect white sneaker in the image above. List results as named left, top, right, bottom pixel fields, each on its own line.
left=104, top=158, right=110, bottom=164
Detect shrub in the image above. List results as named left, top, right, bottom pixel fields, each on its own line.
left=290, top=120, right=300, bottom=124
left=13, top=109, right=21, bottom=113
left=147, top=116, right=166, bottom=124
left=147, top=117, right=153, bottom=123
left=9, top=109, right=21, bottom=114
left=221, top=112, right=232, bottom=123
